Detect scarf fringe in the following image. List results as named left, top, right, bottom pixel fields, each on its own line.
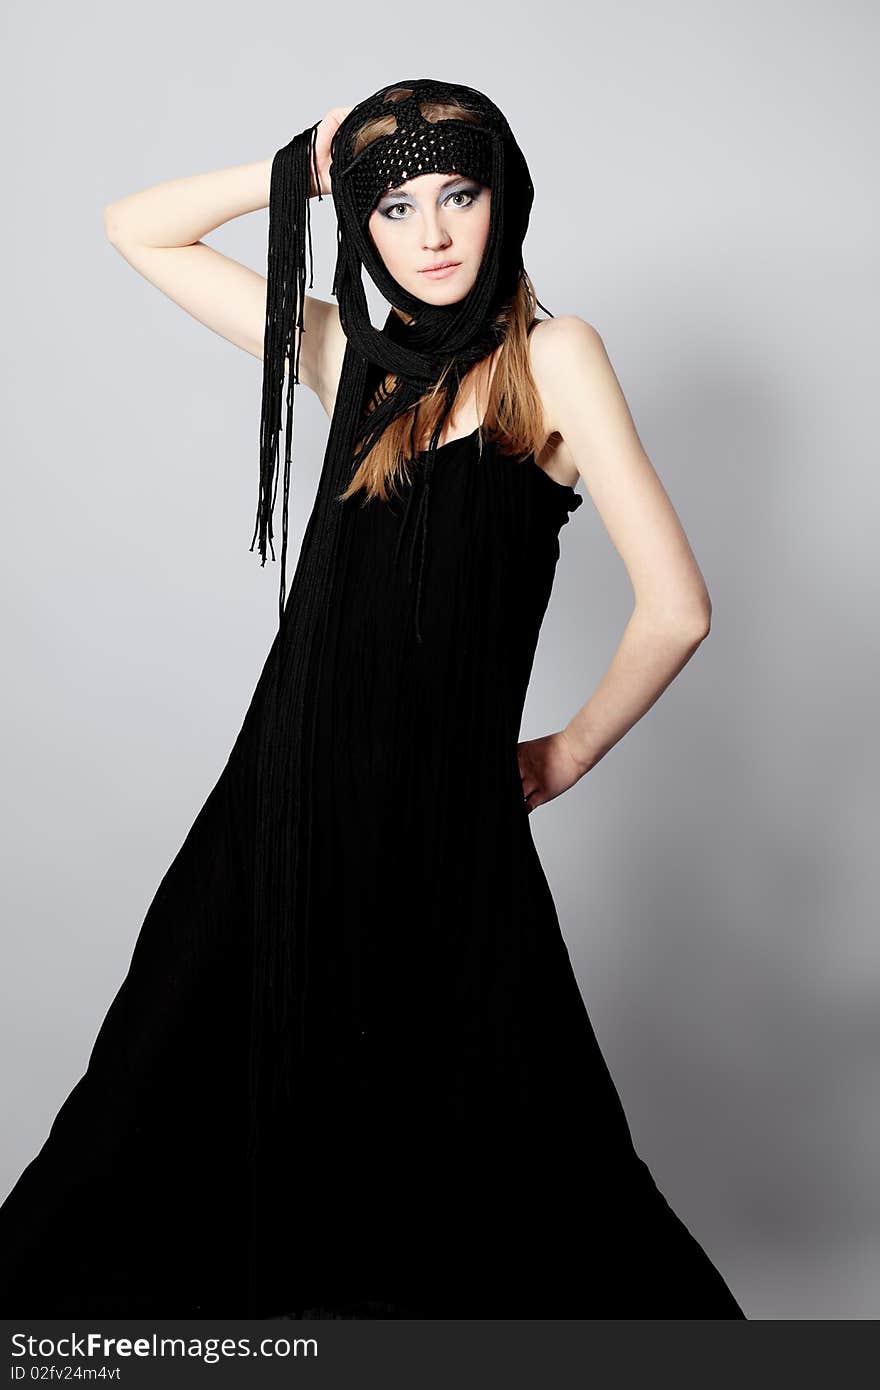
left=249, top=122, right=323, bottom=635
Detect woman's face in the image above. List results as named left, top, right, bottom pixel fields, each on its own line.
left=367, top=171, right=491, bottom=305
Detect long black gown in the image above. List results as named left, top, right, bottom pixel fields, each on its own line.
left=0, top=424, right=745, bottom=1319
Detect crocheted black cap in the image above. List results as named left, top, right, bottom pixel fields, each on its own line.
left=335, top=86, right=496, bottom=223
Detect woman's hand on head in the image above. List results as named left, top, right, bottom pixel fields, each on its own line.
left=517, top=731, right=586, bottom=814
left=311, top=106, right=353, bottom=197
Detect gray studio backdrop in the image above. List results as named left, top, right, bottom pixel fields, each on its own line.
left=2, top=1, right=877, bottom=1320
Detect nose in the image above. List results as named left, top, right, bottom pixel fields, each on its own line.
left=421, top=205, right=453, bottom=251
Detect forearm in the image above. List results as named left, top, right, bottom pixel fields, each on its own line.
left=563, top=605, right=709, bottom=775
left=104, top=157, right=278, bottom=247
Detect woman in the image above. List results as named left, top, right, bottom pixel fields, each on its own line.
left=0, top=79, right=745, bottom=1318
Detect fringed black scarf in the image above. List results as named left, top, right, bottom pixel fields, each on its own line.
left=244, top=78, right=544, bottom=1309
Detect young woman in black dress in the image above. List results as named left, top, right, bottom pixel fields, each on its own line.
left=0, top=80, right=745, bottom=1319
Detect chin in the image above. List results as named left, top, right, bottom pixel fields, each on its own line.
left=413, top=279, right=476, bottom=306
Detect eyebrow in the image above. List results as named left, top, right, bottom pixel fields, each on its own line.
left=382, top=174, right=470, bottom=196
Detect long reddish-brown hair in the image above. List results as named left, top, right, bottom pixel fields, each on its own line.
left=338, top=89, right=547, bottom=506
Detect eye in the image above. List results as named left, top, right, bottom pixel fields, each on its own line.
left=378, top=185, right=482, bottom=221
left=445, top=188, right=477, bottom=209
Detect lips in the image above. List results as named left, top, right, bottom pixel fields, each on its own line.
left=419, top=261, right=460, bottom=273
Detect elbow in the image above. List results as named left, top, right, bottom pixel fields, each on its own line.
left=683, top=603, right=711, bottom=645
left=640, top=598, right=711, bottom=646
left=103, top=202, right=127, bottom=246
left=690, top=600, right=712, bottom=642
left=671, top=589, right=712, bottom=644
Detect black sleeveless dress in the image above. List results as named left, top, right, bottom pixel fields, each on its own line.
left=0, top=426, right=745, bottom=1319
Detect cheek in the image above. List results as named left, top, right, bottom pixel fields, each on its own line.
left=466, top=214, right=491, bottom=260
left=369, top=220, right=407, bottom=273
left=367, top=221, right=391, bottom=270
left=367, top=215, right=383, bottom=252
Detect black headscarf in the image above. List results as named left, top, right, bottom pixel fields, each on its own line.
left=252, top=77, right=548, bottom=648
left=245, top=78, right=546, bottom=1307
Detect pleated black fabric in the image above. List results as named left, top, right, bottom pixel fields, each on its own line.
left=0, top=426, right=744, bottom=1318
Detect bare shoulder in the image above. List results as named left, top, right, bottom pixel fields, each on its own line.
left=528, top=315, right=606, bottom=426
left=527, top=315, right=606, bottom=487
left=529, top=313, right=603, bottom=353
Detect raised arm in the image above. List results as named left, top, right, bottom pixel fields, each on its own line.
left=103, top=110, right=351, bottom=416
